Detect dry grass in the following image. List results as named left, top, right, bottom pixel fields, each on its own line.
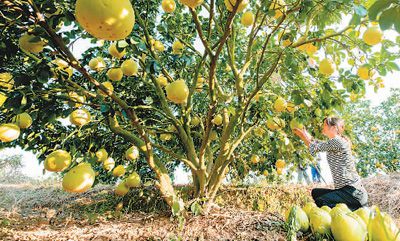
left=0, top=173, right=399, bottom=240
left=363, top=172, right=400, bottom=218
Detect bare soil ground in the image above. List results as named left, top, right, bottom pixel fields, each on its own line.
left=0, top=173, right=399, bottom=241
left=0, top=184, right=307, bottom=241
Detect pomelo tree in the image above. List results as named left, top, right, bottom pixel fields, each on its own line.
left=0, top=0, right=399, bottom=211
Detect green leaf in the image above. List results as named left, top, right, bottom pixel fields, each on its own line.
left=378, top=7, right=398, bottom=30
left=100, top=104, right=110, bottom=113
left=349, top=14, right=361, bottom=26
left=354, top=5, right=368, bottom=16
left=322, top=89, right=331, bottom=103
left=190, top=201, right=202, bottom=216
left=387, top=61, right=400, bottom=71
left=117, top=40, right=129, bottom=48
left=171, top=198, right=184, bottom=216
left=291, top=90, right=304, bottom=105
left=368, top=0, right=395, bottom=20
left=393, top=6, right=400, bottom=33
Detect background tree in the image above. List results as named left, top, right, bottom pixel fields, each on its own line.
left=0, top=0, right=399, bottom=212
left=0, top=153, right=28, bottom=183
left=342, top=88, right=400, bottom=177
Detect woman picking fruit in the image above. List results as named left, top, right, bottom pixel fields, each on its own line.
left=293, top=117, right=368, bottom=211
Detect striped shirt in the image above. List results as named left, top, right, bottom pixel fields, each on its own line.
left=309, top=136, right=365, bottom=191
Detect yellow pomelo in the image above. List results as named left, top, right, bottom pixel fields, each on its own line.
left=172, top=40, right=184, bottom=55
left=314, top=108, right=322, bottom=117
left=125, top=172, right=141, bottom=188
left=267, top=117, right=285, bottom=130
left=306, top=44, right=318, bottom=55
left=153, top=40, right=165, bottom=52
left=298, top=43, right=318, bottom=55
left=241, top=11, right=254, bottom=27
left=125, top=146, right=139, bottom=161
left=357, top=66, right=375, bottom=80
left=354, top=207, right=372, bottom=226
left=96, top=148, right=108, bottom=162
left=0, top=123, right=20, bottom=142
left=107, top=68, right=123, bottom=81
left=197, top=76, right=205, bottom=84
left=108, top=43, right=126, bottom=59
left=253, top=91, right=262, bottom=101
left=166, top=79, right=189, bottom=104
left=267, top=117, right=279, bottom=130
left=44, top=150, right=72, bottom=172
left=13, top=112, right=32, bottom=129
left=276, top=167, right=283, bottom=175
left=0, top=94, right=7, bottom=107
left=251, top=155, right=260, bottom=164
left=330, top=204, right=351, bottom=217
left=162, top=0, right=176, bottom=13
left=321, top=206, right=331, bottom=213
left=331, top=213, right=367, bottom=241
left=53, top=58, right=69, bottom=69
left=18, top=34, right=45, bottom=54
left=62, top=163, right=95, bottom=193
left=309, top=208, right=332, bottom=235
left=121, top=59, right=138, bottom=76
left=75, top=0, right=135, bottom=40
left=213, top=114, right=223, bottom=125
left=97, top=81, right=114, bottom=97
left=224, top=0, right=248, bottom=12
left=270, top=0, right=286, bottom=19
left=115, top=202, right=123, bottom=211
left=336, top=203, right=350, bottom=211
left=289, top=118, right=304, bottom=130
left=276, top=159, right=286, bottom=168
left=263, top=170, right=269, bottom=176
left=286, top=102, right=296, bottom=113
left=112, top=165, right=126, bottom=177
left=286, top=206, right=309, bottom=232
left=115, top=180, right=130, bottom=196
left=180, top=0, right=203, bottom=8
left=282, top=39, right=292, bottom=47
left=167, top=125, right=176, bottom=132
left=303, top=202, right=317, bottom=217
left=0, top=72, right=14, bottom=90
left=103, top=157, right=115, bottom=171
left=69, top=109, right=91, bottom=126
left=254, top=126, right=265, bottom=137
left=89, top=57, right=106, bottom=71
left=160, top=133, right=172, bottom=141
left=68, top=91, right=86, bottom=107
left=319, top=58, right=335, bottom=76
left=363, top=26, right=383, bottom=46
left=63, top=67, right=73, bottom=78
left=191, top=116, right=200, bottom=126
left=156, top=75, right=168, bottom=87
left=210, top=130, right=218, bottom=141
left=274, top=96, right=287, bottom=112
left=369, top=208, right=400, bottom=241
left=196, top=76, right=205, bottom=92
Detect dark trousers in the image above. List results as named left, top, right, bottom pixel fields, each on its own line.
left=311, top=185, right=368, bottom=211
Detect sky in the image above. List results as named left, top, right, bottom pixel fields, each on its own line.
left=1, top=9, right=399, bottom=184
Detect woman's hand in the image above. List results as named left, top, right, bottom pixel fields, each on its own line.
left=293, top=128, right=313, bottom=146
